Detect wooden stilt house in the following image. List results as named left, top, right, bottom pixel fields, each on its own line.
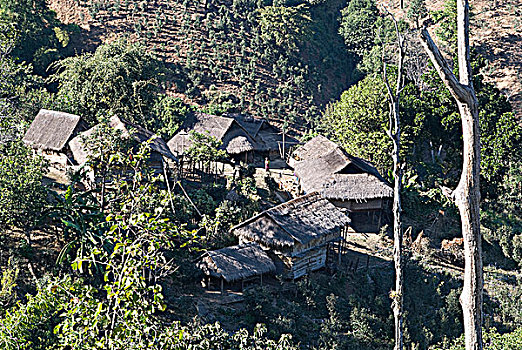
left=231, top=192, right=351, bottom=279
left=290, top=136, right=393, bottom=233
left=22, top=109, right=88, bottom=167
left=227, top=113, right=299, bottom=161
left=167, top=112, right=258, bottom=164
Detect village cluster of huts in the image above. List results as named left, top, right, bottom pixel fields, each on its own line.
left=23, top=109, right=393, bottom=292
left=198, top=136, right=393, bottom=291
left=23, top=109, right=298, bottom=179
left=22, top=109, right=178, bottom=173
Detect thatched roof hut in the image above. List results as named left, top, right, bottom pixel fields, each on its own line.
left=226, top=113, right=265, bottom=138
left=289, top=135, right=339, bottom=166
left=232, top=192, right=351, bottom=250
left=322, top=173, right=393, bottom=201
left=167, top=112, right=257, bottom=156
left=229, top=113, right=299, bottom=153
left=292, top=136, right=391, bottom=202
left=198, top=243, right=276, bottom=282
left=69, top=116, right=177, bottom=164
left=23, top=109, right=87, bottom=152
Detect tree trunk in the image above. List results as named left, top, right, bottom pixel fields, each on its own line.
left=419, top=0, right=483, bottom=348
left=391, top=99, right=403, bottom=350
left=382, top=10, right=405, bottom=350
left=455, top=100, right=483, bottom=350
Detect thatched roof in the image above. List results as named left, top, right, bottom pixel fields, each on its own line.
left=322, top=173, right=394, bottom=201
left=69, top=116, right=177, bottom=164
left=225, top=136, right=254, bottom=154
left=229, top=113, right=299, bottom=152
left=227, top=113, right=265, bottom=137
left=198, top=243, right=276, bottom=282
left=167, top=112, right=256, bottom=155
left=291, top=135, right=339, bottom=164
left=231, top=192, right=350, bottom=249
left=23, top=109, right=86, bottom=151
left=292, top=136, right=391, bottom=201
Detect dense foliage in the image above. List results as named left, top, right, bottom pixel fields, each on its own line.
left=1, top=0, right=522, bottom=348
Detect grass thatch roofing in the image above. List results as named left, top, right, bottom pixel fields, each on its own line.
left=322, top=173, right=393, bottom=201
left=69, top=116, right=177, bottom=164
left=167, top=112, right=257, bottom=156
left=226, top=135, right=254, bottom=154
left=227, top=113, right=265, bottom=137
left=291, top=135, right=339, bottom=164
left=229, top=113, right=299, bottom=152
left=198, top=243, right=276, bottom=282
left=292, top=136, right=392, bottom=201
left=23, top=109, right=86, bottom=151
left=231, top=192, right=350, bottom=249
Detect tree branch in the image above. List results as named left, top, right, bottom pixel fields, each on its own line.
left=418, top=27, right=472, bottom=104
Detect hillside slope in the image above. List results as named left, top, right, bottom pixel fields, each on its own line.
left=379, top=0, right=521, bottom=118
left=48, top=0, right=357, bottom=131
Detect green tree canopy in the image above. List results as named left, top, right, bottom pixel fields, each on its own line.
left=257, top=4, right=313, bottom=51
left=320, top=75, right=392, bottom=174
left=51, top=40, right=167, bottom=128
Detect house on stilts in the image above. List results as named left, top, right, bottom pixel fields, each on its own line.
left=22, top=109, right=89, bottom=167
left=167, top=112, right=258, bottom=165
left=230, top=192, right=352, bottom=280
left=227, top=113, right=299, bottom=161
left=290, top=135, right=393, bottom=233
left=197, top=242, right=276, bottom=293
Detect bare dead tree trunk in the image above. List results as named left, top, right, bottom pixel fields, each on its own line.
left=419, top=0, right=483, bottom=349
left=382, top=9, right=405, bottom=350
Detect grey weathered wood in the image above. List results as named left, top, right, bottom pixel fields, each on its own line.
left=382, top=8, right=405, bottom=350
left=419, top=1, right=483, bottom=349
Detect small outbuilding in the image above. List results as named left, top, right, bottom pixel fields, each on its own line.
left=22, top=109, right=88, bottom=167
left=291, top=136, right=393, bottom=233
left=231, top=192, right=351, bottom=279
left=198, top=243, right=276, bottom=292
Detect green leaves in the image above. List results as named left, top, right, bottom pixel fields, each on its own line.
left=0, top=139, right=48, bottom=230
left=320, top=75, right=392, bottom=175
left=51, top=40, right=167, bottom=127
left=257, top=4, right=313, bottom=52
left=186, top=131, right=228, bottom=167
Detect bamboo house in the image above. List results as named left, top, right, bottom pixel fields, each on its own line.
left=291, top=135, right=393, bottom=233
left=231, top=192, right=351, bottom=280
left=167, top=112, right=258, bottom=164
left=22, top=109, right=88, bottom=167
left=198, top=243, right=276, bottom=292
left=228, top=113, right=299, bottom=160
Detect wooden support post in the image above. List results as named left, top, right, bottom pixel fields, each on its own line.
left=338, top=241, right=342, bottom=265
left=207, top=276, right=211, bottom=289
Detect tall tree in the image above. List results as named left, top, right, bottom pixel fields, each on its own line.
left=419, top=1, right=483, bottom=349
left=382, top=9, right=405, bottom=350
